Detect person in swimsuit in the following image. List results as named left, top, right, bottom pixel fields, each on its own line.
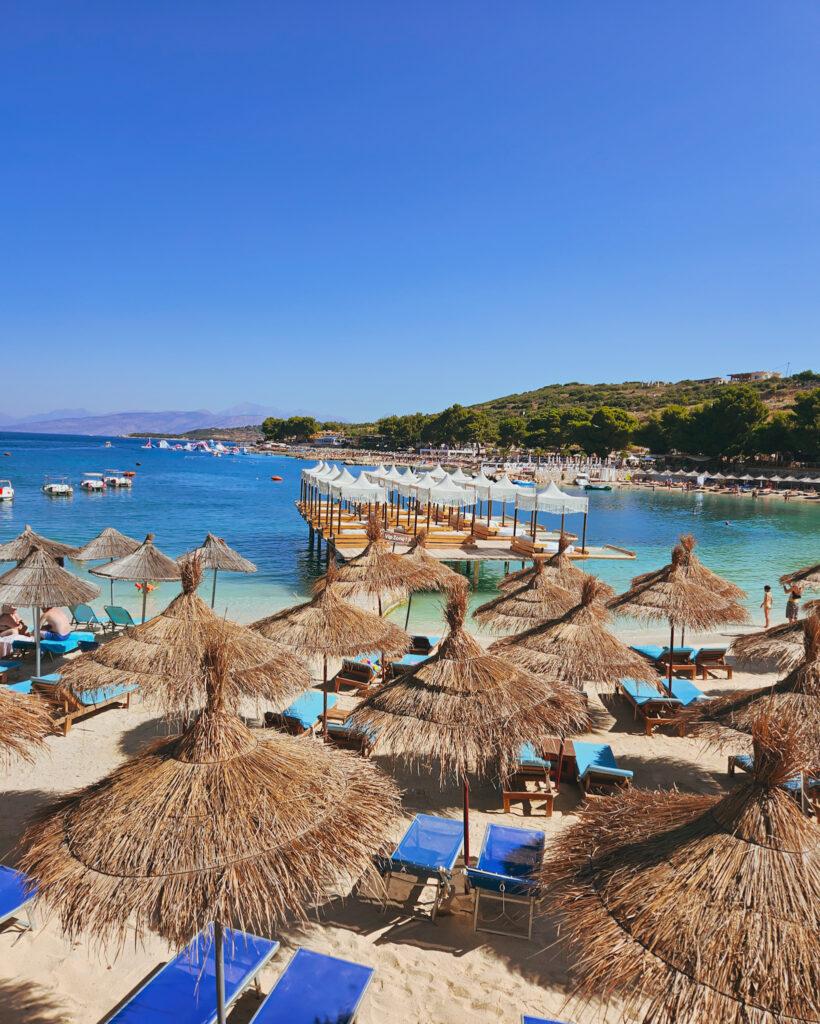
left=760, top=586, right=773, bottom=629
left=40, top=606, right=72, bottom=641
left=0, top=605, right=30, bottom=637
left=783, top=583, right=804, bottom=623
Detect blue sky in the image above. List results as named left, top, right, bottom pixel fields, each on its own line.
left=2, top=2, right=818, bottom=421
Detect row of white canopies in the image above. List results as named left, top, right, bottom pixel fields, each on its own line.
left=301, top=461, right=589, bottom=515
left=645, top=470, right=820, bottom=485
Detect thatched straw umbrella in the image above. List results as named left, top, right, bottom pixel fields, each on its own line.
left=499, top=534, right=616, bottom=601
left=333, top=518, right=441, bottom=615
left=90, top=533, right=181, bottom=625
left=539, top=715, right=820, bottom=1024
left=253, top=560, right=410, bottom=738
left=491, top=577, right=658, bottom=689
left=729, top=610, right=819, bottom=674
left=73, top=527, right=140, bottom=604
left=0, top=524, right=79, bottom=565
left=677, top=617, right=820, bottom=768
left=0, top=548, right=100, bottom=677
left=473, top=558, right=576, bottom=634
left=780, top=560, right=820, bottom=591
left=351, top=588, right=589, bottom=862
left=58, top=558, right=309, bottom=717
left=181, top=533, right=257, bottom=609
left=20, top=636, right=401, bottom=1024
left=399, top=529, right=466, bottom=630
left=0, top=687, right=52, bottom=761
left=608, top=544, right=749, bottom=694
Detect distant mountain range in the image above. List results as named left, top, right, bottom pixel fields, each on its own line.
left=0, top=404, right=327, bottom=437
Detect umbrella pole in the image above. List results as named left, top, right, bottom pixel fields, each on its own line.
left=214, top=920, right=227, bottom=1024
left=109, top=557, right=115, bottom=605
left=462, top=775, right=471, bottom=866
left=555, top=738, right=564, bottom=788
left=667, top=623, right=674, bottom=695
left=512, top=508, right=518, bottom=536
left=581, top=512, right=587, bottom=554
left=404, top=592, right=413, bottom=630
left=322, top=656, right=328, bottom=743
left=211, top=569, right=218, bottom=609
left=142, top=583, right=148, bottom=626
left=34, top=606, right=41, bottom=679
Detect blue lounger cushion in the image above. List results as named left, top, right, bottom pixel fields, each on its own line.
left=0, top=659, right=22, bottom=671
left=248, top=949, right=374, bottom=1024
left=517, top=742, right=551, bottom=770
left=522, top=1016, right=573, bottom=1024
left=5, top=674, right=61, bottom=694
left=381, top=813, right=463, bottom=876
left=13, top=632, right=95, bottom=656
left=574, top=742, right=633, bottom=782
left=731, top=754, right=820, bottom=795
left=668, top=679, right=708, bottom=706
left=467, top=825, right=545, bottom=897
left=103, top=927, right=279, bottom=1024
left=281, top=691, right=337, bottom=731
left=0, top=865, right=36, bottom=928
left=620, top=679, right=679, bottom=707
left=392, top=653, right=430, bottom=668
left=630, top=644, right=665, bottom=662
left=27, top=677, right=136, bottom=708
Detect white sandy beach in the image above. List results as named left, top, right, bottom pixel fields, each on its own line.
left=0, top=623, right=776, bottom=1024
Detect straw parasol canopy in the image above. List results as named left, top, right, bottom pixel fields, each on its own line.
left=608, top=543, right=749, bottom=693
left=399, top=528, right=467, bottom=630
left=539, top=715, right=820, bottom=1024
left=677, top=617, right=820, bottom=764
left=90, top=533, right=181, bottom=623
left=498, top=534, right=615, bottom=601
left=58, top=557, right=309, bottom=717
left=473, top=558, right=576, bottom=634
left=0, top=524, right=79, bottom=564
left=351, top=587, right=589, bottom=862
left=19, top=635, right=402, bottom=1023
left=180, top=533, right=257, bottom=609
left=780, top=561, right=820, bottom=592
left=632, top=533, right=747, bottom=601
left=0, top=687, right=52, bottom=761
left=253, top=560, right=410, bottom=736
left=491, top=577, right=659, bottom=690
left=0, top=547, right=101, bottom=677
left=729, top=610, right=820, bottom=673
left=73, top=526, right=140, bottom=603
left=332, top=518, right=441, bottom=613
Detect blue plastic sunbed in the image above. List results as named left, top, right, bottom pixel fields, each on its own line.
left=668, top=678, right=708, bottom=706
left=516, top=743, right=551, bottom=772
left=324, top=717, right=376, bottom=755
left=0, top=659, right=22, bottom=672
left=377, top=813, right=464, bottom=921
left=465, top=825, right=545, bottom=938
left=573, top=742, right=633, bottom=794
left=5, top=674, right=60, bottom=694
left=101, top=927, right=279, bottom=1024
left=279, top=690, right=337, bottom=735
left=390, top=653, right=431, bottom=672
left=729, top=754, right=820, bottom=800
left=248, top=949, right=373, bottom=1024
left=630, top=645, right=697, bottom=663
left=0, top=864, right=36, bottom=932
left=522, top=1016, right=573, bottom=1024
left=12, top=632, right=95, bottom=658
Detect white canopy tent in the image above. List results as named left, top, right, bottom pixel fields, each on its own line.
left=514, top=480, right=590, bottom=550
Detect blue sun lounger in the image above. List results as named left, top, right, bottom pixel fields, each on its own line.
left=465, top=825, right=545, bottom=939
left=377, top=813, right=464, bottom=921
left=12, top=632, right=95, bottom=659
left=729, top=754, right=820, bottom=807
left=522, top=1016, right=573, bottom=1024
left=0, top=865, right=36, bottom=932
left=324, top=717, right=376, bottom=756
left=101, top=927, right=279, bottom=1024
left=248, top=949, right=374, bottom=1024
left=573, top=742, right=633, bottom=794
left=274, top=690, right=338, bottom=736
left=8, top=676, right=137, bottom=735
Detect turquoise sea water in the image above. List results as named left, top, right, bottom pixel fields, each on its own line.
left=0, top=432, right=818, bottom=635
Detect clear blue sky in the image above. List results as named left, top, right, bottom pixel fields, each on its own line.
left=2, top=2, right=818, bottom=421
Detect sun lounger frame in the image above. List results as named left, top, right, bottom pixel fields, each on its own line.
left=465, top=825, right=545, bottom=940
left=0, top=865, right=36, bottom=932
left=377, top=814, right=463, bottom=923
left=99, top=928, right=279, bottom=1024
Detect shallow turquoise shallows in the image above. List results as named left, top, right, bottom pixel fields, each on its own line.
left=0, top=432, right=817, bottom=634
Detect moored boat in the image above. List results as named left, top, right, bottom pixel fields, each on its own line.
left=42, top=475, right=73, bottom=496
left=80, top=472, right=106, bottom=492
left=0, top=479, right=14, bottom=501
left=103, top=469, right=133, bottom=487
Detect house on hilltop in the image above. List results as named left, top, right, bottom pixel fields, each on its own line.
left=728, top=371, right=781, bottom=382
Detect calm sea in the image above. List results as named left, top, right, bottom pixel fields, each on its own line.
left=1, top=432, right=817, bottom=635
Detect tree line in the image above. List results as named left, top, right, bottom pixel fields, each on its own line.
left=261, top=385, right=820, bottom=459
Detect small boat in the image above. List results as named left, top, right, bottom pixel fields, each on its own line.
left=104, top=469, right=132, bottom=488
left=584, top=482, right=612, bottom=491
left=0, top=479, right=14, bottom=501
left=105, top=441, right=112, bottom=447
left=123, top=470, right=136, bottom=477
left=141, top=440, right=153, bottom=449
left=80, top=472, right=106, bottom=492
left=271, top=475, right=282, bottom=481
left=43, top=475, right=73, bottom=496
left=575, top=472, right=590, bottom=486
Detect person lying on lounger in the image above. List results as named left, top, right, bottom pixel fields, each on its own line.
left=0, top=604, right=31, bottom=637
left=40, top=606, right=72, bottom=641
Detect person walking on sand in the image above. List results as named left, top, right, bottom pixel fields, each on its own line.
left=783, top=582, right=804, bottom=623
left=761, top=585, right=773, bottom=629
